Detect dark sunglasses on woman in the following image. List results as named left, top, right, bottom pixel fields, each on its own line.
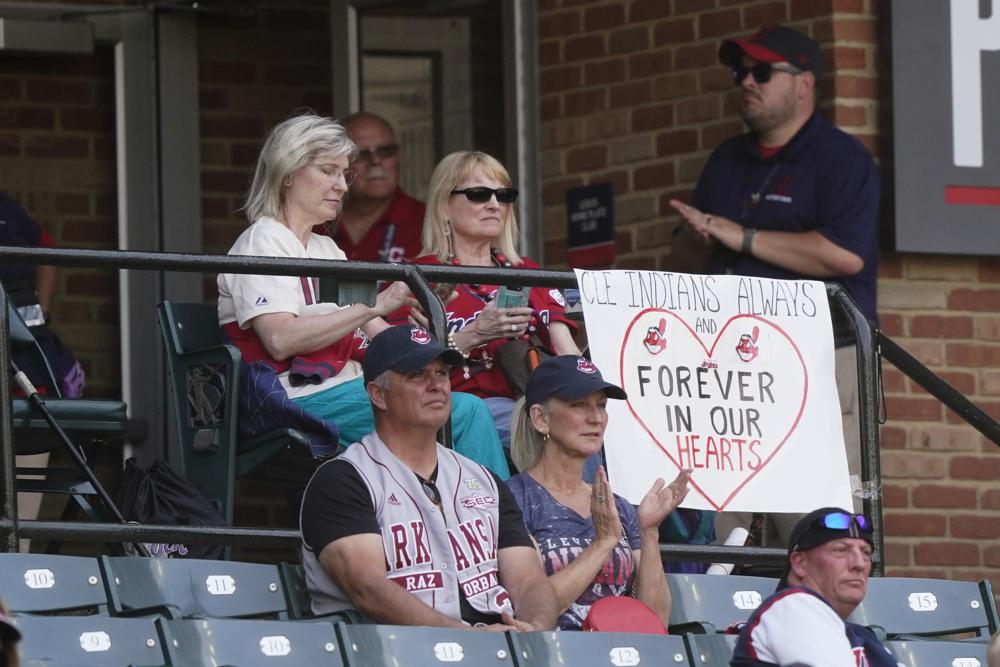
left=732, top=62, right=802, bottom=85
left=356, top=143, right=400, bottom=163
left=450, top=186, right=519, bottom=204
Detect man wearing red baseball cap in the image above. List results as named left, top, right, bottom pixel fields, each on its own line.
left=667, top=24, right=881, bottom=547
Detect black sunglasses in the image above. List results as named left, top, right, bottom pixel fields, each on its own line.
left=450, top=187, right=519, bottom=205
left=731, top=62, right=802, bottom=85
left=355, top=143, right=399, bottom=164
left=813, top=511, right=873, bottom=534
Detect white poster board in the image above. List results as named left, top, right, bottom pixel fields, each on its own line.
left=576, top=269, right=852, bottom=513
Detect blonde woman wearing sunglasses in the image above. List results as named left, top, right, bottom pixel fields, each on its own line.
left=401, top=151, right=581, bottom=453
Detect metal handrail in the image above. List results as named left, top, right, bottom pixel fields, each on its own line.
left=0, top=244, right=916, bottom=571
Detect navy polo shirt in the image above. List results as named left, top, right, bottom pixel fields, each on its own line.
left=692, top=114, right=880, bottom=327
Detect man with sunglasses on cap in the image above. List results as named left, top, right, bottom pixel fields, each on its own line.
left=322, top=111, right=426, bottom=263
left=668, top=24, right=880, bottom=547
left=731, top=507, right=895, bottom=666
left=299, top=324, right=557, bottom=631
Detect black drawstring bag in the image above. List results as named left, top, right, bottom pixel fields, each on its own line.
left=116, top=458, right=228, bottom=560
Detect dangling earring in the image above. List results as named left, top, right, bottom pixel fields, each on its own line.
left=443, top=220, right=452, bottom=236
left=541, top=431, right=550, bottom=442
left=284, top=179, right=292, bottom=188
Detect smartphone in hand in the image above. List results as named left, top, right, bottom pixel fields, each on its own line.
left=494, top=285, right=529, bottom=309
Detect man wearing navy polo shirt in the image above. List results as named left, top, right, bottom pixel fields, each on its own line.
left=668, top=25, right=880, bottom=545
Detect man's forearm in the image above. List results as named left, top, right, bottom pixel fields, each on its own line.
left=508, top=574, right=558, bottom=629
left=346, top=578, right=467, bottom=629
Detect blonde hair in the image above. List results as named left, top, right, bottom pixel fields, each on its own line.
left=421, top=151, right=521, bottom=263
left=243, top=113, right=356, bottom=223
left=509, top=396, right=555, bottom=472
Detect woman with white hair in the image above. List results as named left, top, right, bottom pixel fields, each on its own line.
left=216, top=114, right=507, bottom=476
left=406, top=151, right=581, bottom=448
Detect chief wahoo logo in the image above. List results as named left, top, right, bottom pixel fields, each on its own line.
left=643, top=317, right=668, bottom=355
left=735, top=325, right=761, bottom=362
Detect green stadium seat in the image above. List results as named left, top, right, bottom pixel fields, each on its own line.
left=683, top=632, right=738, bottom=667
left=101, top=555, right=288, bottom=619
left=162, top=617, right=345, bottom=666
left=156, top=300, right=314, bottom=525
left=0, top=553, right=107, bottom=615
left=887, top=639, right=988, bottom=666
left=667, top=573, right=779, bottom=634
left=13, top=614, right=170, bottom=666
left=509, top=630, right=691, bottom=666
left=278, top=561, right=367, bottom=623
left=6, top=288, right=128, bottom=535
left=848, top=576, right=999, bottom=640
left=337, top=623, right=513, bottom=666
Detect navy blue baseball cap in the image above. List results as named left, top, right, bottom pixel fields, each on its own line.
left=788, top=506, right=874, bottom=553
left=524, top=355, right=627, bottom=407
left=363, top=325, right=463, bottom=384
left=719, top=25, right=822, bottom=76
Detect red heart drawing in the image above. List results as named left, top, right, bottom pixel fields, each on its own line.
left=618, top=308, right=808, bottom=510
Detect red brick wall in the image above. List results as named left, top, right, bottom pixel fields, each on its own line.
left=537, top=0, right=1000, bottom=583
left=0, top=47, right=120, bottom=397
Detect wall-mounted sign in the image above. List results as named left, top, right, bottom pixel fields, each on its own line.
left=892, top=0, right=1000, bottom=254
left=566, top=183, right=615, bottom=267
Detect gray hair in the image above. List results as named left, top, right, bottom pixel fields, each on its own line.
left=510, top=396, right=555, bottom=472
left=421, top=151, right=521, bottom=263
left=243, top=113, right=357, bottom=223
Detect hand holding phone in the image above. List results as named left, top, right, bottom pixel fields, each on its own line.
left=494, top=285, right=529, bottom=309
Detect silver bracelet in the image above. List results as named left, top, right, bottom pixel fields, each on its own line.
left=741, top=227, right=758, bottom=254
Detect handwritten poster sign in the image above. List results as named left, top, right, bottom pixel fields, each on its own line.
left=576, top=269, right=852, bottom=513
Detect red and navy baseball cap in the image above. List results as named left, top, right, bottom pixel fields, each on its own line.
left=363, top=325, right=463, bottom=384
left=524, top=355, right=627, bottom=407
left=719, top=25, right=822, bottom=76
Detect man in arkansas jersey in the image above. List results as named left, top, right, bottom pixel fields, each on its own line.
left=731, top=507, right=896, bottom=666
left=300, top=324, right=556, bottom=630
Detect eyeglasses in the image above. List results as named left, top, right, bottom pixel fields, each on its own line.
left=355, top=143, right=399, bottom=164
left=813, top=511, right=873, bottom=534
left=450, top=187, right=519, bottom=205
left=731, top=62, right=803, bottom=85
left=317, top=164, right=358, bottom=185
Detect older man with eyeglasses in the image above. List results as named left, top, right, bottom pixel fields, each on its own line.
left=299, top=324, right=557, bottom=631
left=667, top=24, right=881, bottom=551
left=731, top=507, right=896, bottom=666
left=321, top=111, right=426, bottom=263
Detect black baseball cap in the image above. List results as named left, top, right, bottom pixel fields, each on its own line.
left=362, top=325, right=463, bottom=384
left=524, top=355, right=627, bottom=407
left=719, top=25, right=822, bottom=76
left=788, top=507, right=875, bottom=553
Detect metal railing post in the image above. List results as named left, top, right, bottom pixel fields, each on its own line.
left=0, top=289, right=19, bottom=551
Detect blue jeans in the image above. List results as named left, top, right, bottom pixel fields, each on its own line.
left=484, top=397, right=515, bottom=450
left=293, top=377, right=510, bottom=479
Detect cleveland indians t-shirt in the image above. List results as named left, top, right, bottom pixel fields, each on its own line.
left=506, top=472, right=640, bottom=630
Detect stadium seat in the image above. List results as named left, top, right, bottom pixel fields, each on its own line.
left=13, top=614, right=171, bottom=666
left=848, top=576, right=999, bottom=640
left=337, top=623, right=513, bottom=666
left=162, top=617, right=345, bottom=665
left=278, top=561, right=367, bottom=623
left=7, top=289, right=128, bottom=534
left=509, top=630, right=691, bottom=666
left=157, top=300, right=313, bottom=524
left=101, top=555, right=289, bottom=619
left=0, top=553, right=107, bottom=615
left=667, top=573, right=779, bottom=633
left=683, top=632, right=738, bottom=667
left=887, top=639, right=988, bottom=666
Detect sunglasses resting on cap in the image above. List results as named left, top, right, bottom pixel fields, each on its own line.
left=450, top=186, right=519, bottom=205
